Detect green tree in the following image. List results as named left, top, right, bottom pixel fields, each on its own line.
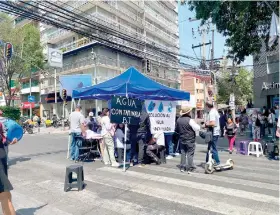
left=0, top=14, right=44, bottom=106
left=217, top=68, right=253, bottom=105
left=186, top=1, right=279, bottom=63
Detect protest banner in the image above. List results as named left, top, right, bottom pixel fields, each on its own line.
left=145, top=100, right=176, bottom=133
left=110, top=96, right=142, bottom=125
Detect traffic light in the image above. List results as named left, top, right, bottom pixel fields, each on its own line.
left=146, top=59, right=151, bottom=73
left=4, top=42, right=13, bottom=59
left=62, top=89, right=67, bottom=100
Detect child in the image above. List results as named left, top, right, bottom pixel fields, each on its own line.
left=115, top=124, right=130, bottom=163
left=224, top=117, right=238, bottom=154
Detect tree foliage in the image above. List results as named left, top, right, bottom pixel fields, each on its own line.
left=217, top=68, right=253, bottom=106
left=187, top=1, right=279, bottom=64
left=0, top=14, right=44, bottom=106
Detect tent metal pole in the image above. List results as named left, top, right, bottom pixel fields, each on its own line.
left=67, top=98, right=75, bottom=159
left=123, top=123, right=127, bottom=172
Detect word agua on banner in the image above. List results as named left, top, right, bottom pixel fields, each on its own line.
left=145, top=100, right=176, bottom=133
left=110, top=96, right=142, bottom=125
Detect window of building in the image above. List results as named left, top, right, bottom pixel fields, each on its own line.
left=266, top=54, right=279, bottom=74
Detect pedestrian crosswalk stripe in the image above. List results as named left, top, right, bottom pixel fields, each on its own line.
left=12, top=190, right=72, bottom=215
left=97, top=166, right=279, bottom=204
left=34, top=180, right=173, bottom=215
left=85, top=169, right=275, bottom=215
left=138, top=165, right=280, bottom=191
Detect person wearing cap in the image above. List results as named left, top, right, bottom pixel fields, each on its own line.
left=69, top=104, right=85, bottom=161
left=175, top=107, right=200, bottom=173
left=205, top=102, right=220, bottom=165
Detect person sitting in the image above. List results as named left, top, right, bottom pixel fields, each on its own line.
left=146, top=131, right=165, bottom=165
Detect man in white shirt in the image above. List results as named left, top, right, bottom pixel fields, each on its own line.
left=69, top=104, right=85, bottom=161
left=205, top=102, right=220, bottom=165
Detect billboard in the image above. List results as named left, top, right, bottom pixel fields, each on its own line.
left=59, top=74, right=92, bottom=97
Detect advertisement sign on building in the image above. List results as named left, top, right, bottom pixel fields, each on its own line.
left=48, top=48, right=63, bottom=68
left=59, top=74, right=92, bottom=96
left=145, top=100, right=176, bottom=133
left=110, top=96, right=142, bottom=125
left=22, top=102, right=35, bottom=109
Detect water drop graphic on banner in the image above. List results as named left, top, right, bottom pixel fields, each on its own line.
left=148, top=101, right=156, bottom=112
left=168, top=102, right=172, bottom=113
left=158, top=102, right=163, bottom=112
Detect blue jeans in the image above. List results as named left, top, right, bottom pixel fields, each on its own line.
left=249, top=124, right=253, bottom=138
left=206, top=135, right=220, bottom=165
left=70, top=132, right=83, bottom=161
left=164, top=133, right=174, bottom=155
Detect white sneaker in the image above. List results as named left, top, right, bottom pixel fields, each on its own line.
left=175, top=153, right=180, bottom=156
left=112, top=162, right=120, bottom=167
left=166, top=155, right=173, bottom=159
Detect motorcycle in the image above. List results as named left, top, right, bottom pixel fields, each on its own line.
left=22, top=122, right=33, bottom=134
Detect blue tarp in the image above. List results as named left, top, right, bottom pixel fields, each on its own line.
left=72, top=67, right=190, bottom=101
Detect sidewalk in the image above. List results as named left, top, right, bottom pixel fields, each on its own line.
left=32, top=126, right=69, bottom=135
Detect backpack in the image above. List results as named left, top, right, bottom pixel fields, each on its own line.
left=255, top=115, right=261, bottom=127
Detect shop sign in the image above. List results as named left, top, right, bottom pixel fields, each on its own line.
left=110, top=96, right=142, bottom=125
left=262, top=82, right=280, bottom=90
left=22, top=102, right=35, bottom=109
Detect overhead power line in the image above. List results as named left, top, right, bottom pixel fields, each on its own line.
left=0, top=0, right=202, bottom=68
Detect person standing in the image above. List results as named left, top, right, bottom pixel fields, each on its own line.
left=69, top=104, right=85, bottom=162
left=0, top=122, right=17, bottom=215
left=219, top=111, right=226, bottom=137
left=101, top=108, right=119, bottom=167
left=175, top=107, right=200, bottom=173
left=252, top=110, right=261, bottom=141
left=224, top=117, right=238, bottom=154
left=267, top=109, right=276, bottom=140
left=205, top=102, right=221, bottom=165
left=136, top=107, right=151, bottom=167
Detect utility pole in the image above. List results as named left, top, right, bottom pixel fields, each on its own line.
left=91, top=49, right=98, bottom=117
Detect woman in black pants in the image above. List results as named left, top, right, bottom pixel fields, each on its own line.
left=0, top=123, right=17, bottom=215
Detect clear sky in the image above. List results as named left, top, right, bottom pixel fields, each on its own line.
left=178, top=3, right=253, bottom=69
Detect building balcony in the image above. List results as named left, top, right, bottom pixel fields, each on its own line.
left=163, top=0, right=177, bottom=10
left=58, top=37, right=98, bottom=54
left=97, top=1, right=141, bottom=27
left=87, top=12, right=144, bottom=40
left=123, top=0, right=144, bottom=12
left=144, top=6, right=177, bottom=33
left=148, top=1, right=176, bottom=22
left=20, top=86, right=40, bottom=95
left=60, top=55, right=141, bottom=76
left=41, top=28, right=75, bottom=45
left=145, top=21, right=176, bottom=45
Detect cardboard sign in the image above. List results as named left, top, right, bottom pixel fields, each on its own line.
left=110, top=96, right=142, bottom=125
left=145, top=100, right=176, bottom=133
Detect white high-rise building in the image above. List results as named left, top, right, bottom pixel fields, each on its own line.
left=16, top=1, right=180, bottom=117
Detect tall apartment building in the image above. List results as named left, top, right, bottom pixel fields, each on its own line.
left=253, top=41, right=279, bottom=108
left=37, top=0, right=180, bottom=118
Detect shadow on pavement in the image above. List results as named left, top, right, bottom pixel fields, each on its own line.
left=9, top=157, right=31, bottom=167
left=16, top=204, right=47, bottom=215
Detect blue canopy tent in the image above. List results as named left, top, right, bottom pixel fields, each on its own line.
left=69, top=67, right=190, bottom=168
left=72, top=67, right=190, bottom=101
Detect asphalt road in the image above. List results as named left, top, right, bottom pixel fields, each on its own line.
left=5, top=133, right=280, bottom=215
